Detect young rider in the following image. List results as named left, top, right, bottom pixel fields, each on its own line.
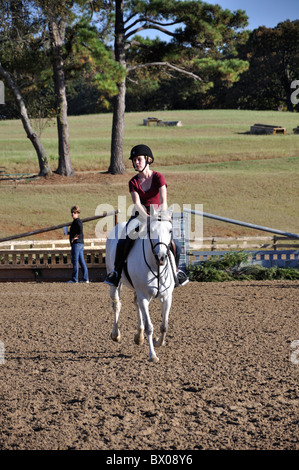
left=104, top=144, right=189, bottom=287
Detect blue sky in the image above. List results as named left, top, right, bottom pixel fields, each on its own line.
left=208, top=0, right=298, bottom=30
left=139, top=0, right=298, bottom=40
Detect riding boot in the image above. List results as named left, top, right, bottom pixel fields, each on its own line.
left=123, top=235, right=135, bottom=260
left=104, top=236, right=135, bottom=287
left=171, top=239, right=189, bottom=287
left=104, top=239, right=125, bottom=286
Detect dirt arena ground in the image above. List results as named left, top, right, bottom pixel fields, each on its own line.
left=0, top=280, right=298, bottom=451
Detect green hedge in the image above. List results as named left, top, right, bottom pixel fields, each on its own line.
left=188, top=251, right=299, bottom=282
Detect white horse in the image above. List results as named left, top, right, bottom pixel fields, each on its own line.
left=105, top=209, right=176, bottom=363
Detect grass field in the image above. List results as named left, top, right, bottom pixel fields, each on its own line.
left=0, top=109, right=298, bottom=240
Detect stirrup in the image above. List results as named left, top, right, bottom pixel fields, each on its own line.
left=104, top=270, right=120, bottom=287
left=176, top=270, right=189, bottom=287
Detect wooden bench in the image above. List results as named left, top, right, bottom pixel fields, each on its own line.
left=143, top=117, right=182, bottom=127
left=143, top=117, right=161, bottom=126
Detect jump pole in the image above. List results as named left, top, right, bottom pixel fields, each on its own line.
left=184, top=209, right=299, bottom=239
left=0, top=210, right=119, bottom=244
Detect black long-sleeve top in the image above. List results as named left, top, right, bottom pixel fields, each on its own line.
left=69, top=218, right=84, bottom=245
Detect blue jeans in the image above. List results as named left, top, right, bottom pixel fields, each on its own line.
left=71, top=243, right=89, bottom=282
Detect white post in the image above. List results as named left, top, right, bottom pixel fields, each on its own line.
left=173, top=212, right=190, bottom=269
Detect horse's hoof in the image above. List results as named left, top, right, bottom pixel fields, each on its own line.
left=149, top=355, right=159, bottom=363
left=154, top=337, right=166, bottom=348
left=134, top=334, right=144, bottom=346
left=111, top=333, right=121, bottom=342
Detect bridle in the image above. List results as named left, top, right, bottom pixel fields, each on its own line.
left=149, top=236, right=171, bottom=265
left=142, top=217, right=177, bottom=297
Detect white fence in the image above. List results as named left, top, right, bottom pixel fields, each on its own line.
left=190, top=249, right=299, bottom=269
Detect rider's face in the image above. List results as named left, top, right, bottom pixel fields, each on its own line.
left=133, top=155, right=146, bottom=171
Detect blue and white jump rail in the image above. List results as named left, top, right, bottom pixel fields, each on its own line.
left=183, top=209, right=299, bottom=269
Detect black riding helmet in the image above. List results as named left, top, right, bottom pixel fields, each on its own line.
left=129, top=144, right=154, bottom=171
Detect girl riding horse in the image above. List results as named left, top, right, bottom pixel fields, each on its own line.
left=104, top=144, right=189, bottom=288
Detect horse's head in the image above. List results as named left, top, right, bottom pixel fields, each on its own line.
left=148, top=209, right=173, bottom=266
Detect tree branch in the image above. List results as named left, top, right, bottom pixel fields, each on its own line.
left=125, top=18, right=180, bottom=40
left=127, top=62, right=203, bottom=81
left=124, top=16, right=180, bottom=32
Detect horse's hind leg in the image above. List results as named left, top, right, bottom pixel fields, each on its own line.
left=154, top=295, right=172, bottom=348
left=110, top=285, right=121, bottom=342
left=133, top=292, right=144, bottom=346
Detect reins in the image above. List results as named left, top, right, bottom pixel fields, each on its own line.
left=142, top=238, right=166, bottom=298
left=142, top=218, right=176, bottom=297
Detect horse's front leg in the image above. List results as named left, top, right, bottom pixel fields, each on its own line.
left=110, top=285, right=121, bottom=342
left=154, top=294, right=172, bottom=348
left=137, top=296, right=159, bottom=363
left=133, top=292, right=144, bottom=346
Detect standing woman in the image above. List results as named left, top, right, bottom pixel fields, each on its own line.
left=68, top=205, right=89, bottom=283
left=104, top=144, right=188, bottom=287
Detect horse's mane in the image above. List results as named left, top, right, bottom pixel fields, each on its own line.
left=150, top=209, right=173, bottom=223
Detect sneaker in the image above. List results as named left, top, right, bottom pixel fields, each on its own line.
left=176, top=270, right=189, bottom=287
left=80, top=280, right=89, bottom=283
left=104, top=271, right=119, bottom=287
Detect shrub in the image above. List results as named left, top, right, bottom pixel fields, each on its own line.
left=187, top=251, right=299, bottom=282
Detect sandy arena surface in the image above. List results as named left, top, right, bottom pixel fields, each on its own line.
left=0, top=280, right=298, bottom=451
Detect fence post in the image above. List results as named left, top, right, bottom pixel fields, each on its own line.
left=211, top=237, right=216, bottom=251
left=172, top=212, right=190, bottom=269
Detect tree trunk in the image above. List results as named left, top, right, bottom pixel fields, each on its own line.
left=0, top=63, right=52, bottom=176
left=109, top=78, right=127, bottom=174
left=108, top=0, right=126, bottom=174
left=49, top=20, right=74, bottom=176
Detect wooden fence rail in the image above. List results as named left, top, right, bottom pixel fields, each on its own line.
left=0, top=234, right=298, bottom=281
left=0, top=247, right=106, bottom=282
left=1, top=235, right=297, bottom=252
left=0, top=238, right=106, bottom=251
left=0, top=210, right=119, bottom=244
left=0, top=210, right=118, bottom=281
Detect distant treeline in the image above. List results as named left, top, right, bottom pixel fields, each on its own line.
left=0, top=1, right=298, bottom=176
